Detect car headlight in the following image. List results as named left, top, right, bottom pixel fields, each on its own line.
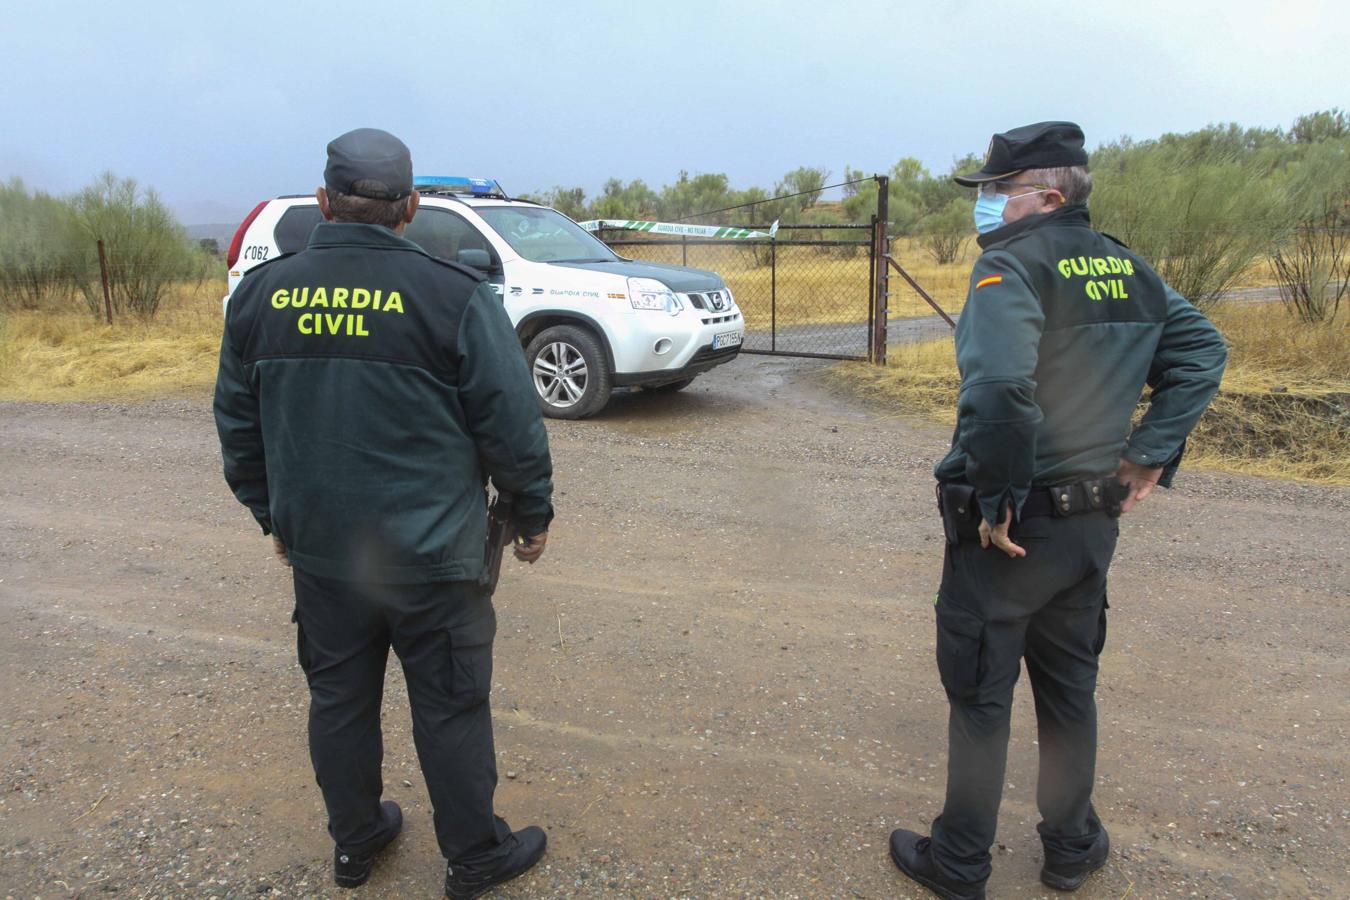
left=627, top=277, right=683, bottom=315
left=721, top=285, right=736, bottom=308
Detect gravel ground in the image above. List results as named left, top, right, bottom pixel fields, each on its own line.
left=1, top=355, right=1346, bottom=899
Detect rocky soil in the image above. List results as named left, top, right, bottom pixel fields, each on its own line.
left=1, top=355, right=1346, bottom=898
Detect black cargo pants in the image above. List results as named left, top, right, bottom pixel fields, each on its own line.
left=929, top=510, right=1117, bottom=886
left=291, top=569, right=513, bottom=866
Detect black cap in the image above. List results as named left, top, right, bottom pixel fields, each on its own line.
left=324, top=128, right=413, bottom=200
left=954, top=121, right=1088, bottom=186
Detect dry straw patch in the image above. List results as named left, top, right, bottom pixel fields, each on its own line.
left=831, top=303, right=1349, bottom=485
left=0, top=281, right=223, bottom=401
left=617, top=237, right=976, bottom=328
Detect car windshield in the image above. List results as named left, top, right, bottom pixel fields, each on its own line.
left=476, top=206, right=618, bottom=263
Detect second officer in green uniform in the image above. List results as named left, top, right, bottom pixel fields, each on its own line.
left=887, top=122, right=1228, bottom=899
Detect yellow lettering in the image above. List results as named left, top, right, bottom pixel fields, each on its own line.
left=271, top=288, right=290, bottom=309
left=1107, top=256, right=1123, bottom=274
left=371, top=290, right=383, bottom=311
left=383, top=291, right=404, bottom=315
left=310, top=287, right=329, bottom=308
left=325, top=313, right=342, bottom=334
left=1091, top=258, right=1107, bottom=276
left=332, top=287, right=349, bottom=308
left=1123, top=259, right=1135, bottom=276
left=1057, top=260, right=1073, bottom=279
left=355, top=314, right=369, bottom=336
left=351, top=288, right=371, bottom=309
left=1086, top=281, right=1102, bottom=301
left=293, top=287, right=310, bottom=308
left=1117, top=279, right=1129, bottom=299
left=1070, top=257, right=1090, bottom=276
left=298, top=312, right=314, bottom=334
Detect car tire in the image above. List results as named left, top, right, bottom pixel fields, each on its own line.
left=643, top=378, right=694, bottom=393
left=525, top=325, right=612, bottom=419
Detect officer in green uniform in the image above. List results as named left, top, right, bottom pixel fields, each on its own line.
left=215, top=128, right=553, bottom=897
left=887, top=122, right=1228, bottom=899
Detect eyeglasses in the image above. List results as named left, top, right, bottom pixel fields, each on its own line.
left=978, top=180, right=1053, bottom=199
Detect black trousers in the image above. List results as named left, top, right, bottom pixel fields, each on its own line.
left=291, top=569, right=512, bottom=865
left=929, top=511, right=1117, bottom=885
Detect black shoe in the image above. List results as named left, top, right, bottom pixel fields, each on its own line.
left=333, top=800, right=403, bottom=888
left=889, top=829, right=986, bottom=900
left=444, top=826, right=547, bottom=900
left=1041, top=828, right=1109, bottom=891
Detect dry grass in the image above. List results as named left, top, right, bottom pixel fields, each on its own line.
left=830, top=303, right=1350, bottom=485
left=0, top=281, right=224, bottom=402
left=619, top=236, right=976, bottom=327
left=1182, top=305, right=1349, bottom=482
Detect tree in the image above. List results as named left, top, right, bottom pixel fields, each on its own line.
left=592, top=178, right=661, bottom=220
left=1269, top=139, right=1350, bottom=322
left=1291, top=108, right=1350, bottom=145
left=70, top=172, right=198, bottom=319
left=0, top=178, right=82, bottom=310
left=918, top=198, right=971, bottom=265
left=660, top=172, right=733, bottom=221
left=537, top=186, right=587, bottom=220
left=1090, top=137, right=1293, bottom=308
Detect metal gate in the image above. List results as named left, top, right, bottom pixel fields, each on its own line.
left=596, top=176, right=894, bottom=363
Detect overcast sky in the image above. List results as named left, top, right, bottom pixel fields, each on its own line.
left=1, top=0, right=1345, bottom=225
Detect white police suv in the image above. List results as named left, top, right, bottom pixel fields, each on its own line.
left=224, top=177, right=744, bottom=419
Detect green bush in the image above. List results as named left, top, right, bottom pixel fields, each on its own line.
left=1090, top=132, right=1293, bottom=308
left=71, top=173, right=199, bottom=319
left=0, top=179, right=83, bottom=310
left=917, top=198, right=971, bottom=265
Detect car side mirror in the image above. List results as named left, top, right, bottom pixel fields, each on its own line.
left=458, top=248, right=495, bottom=272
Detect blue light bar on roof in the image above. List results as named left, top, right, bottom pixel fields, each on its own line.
left=413, top=176, right=501, bottom=194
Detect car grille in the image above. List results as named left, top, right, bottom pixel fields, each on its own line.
left=700, top=312, right=741, bottom=326
left=685, top=290, right=732, bottom=312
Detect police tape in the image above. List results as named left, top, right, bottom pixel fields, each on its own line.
left=578, top=219, right=780, bottom=240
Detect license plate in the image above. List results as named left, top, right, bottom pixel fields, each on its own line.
left=712, top=330, right=743, bottom=349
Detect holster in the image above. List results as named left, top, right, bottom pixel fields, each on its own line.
left=936, top=482, right=979, bottom=545
left=478, top=488, right=517, bottom=594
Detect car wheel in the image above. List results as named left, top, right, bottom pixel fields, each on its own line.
left=643, top=378, right=694, bottom=393
left=525, top=325, right=612, bottom=419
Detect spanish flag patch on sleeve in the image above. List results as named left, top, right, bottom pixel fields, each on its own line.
left=975, top=274, right=1003, bottom=290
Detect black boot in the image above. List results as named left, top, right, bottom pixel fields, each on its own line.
left=444, top=826, right=547, bottom=900
left=333, top=800, right=403, bottom=888
left=1041, top=828, right=1109, bottom=891
left=889, top=829, right=986, bottom=900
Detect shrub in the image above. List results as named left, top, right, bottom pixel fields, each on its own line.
left=1090, top=133, right=1293, bottom=308
left=0, top=179, right=83, bottom=310
left=70, top=173, right=199, bottom=319
left=917, top=198, right=971, bottom=265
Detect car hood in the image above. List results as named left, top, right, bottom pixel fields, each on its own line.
left=547, top=259, right=724, bottom=293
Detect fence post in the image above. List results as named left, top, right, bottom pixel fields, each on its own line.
left=872, top=176, right=889, bottom=365
left=867, top=214, right=877, bottom=361
left=682, top=234, right=688, bottom=266
left=96, top=239, right=114, bottom=325
left=770, top=236, right=777, bottom=352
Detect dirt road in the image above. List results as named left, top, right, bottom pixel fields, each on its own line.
left=1, top=356, right=1346, bottom=898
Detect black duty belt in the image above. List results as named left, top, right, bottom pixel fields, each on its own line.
left=937, top=479, right=1129, bottom=545
left=1021, top=478, right=1130, bottom=519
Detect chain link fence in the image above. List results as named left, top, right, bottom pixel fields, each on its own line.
left=597, top=224, right=879, bottom=360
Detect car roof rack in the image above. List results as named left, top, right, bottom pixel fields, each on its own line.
left=413, top=176, right=510, bottom=199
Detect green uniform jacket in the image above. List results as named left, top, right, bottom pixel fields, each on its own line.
left=214, top=222, right=554, bottom=584
left=934, top=204, right=1227, bottom=527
